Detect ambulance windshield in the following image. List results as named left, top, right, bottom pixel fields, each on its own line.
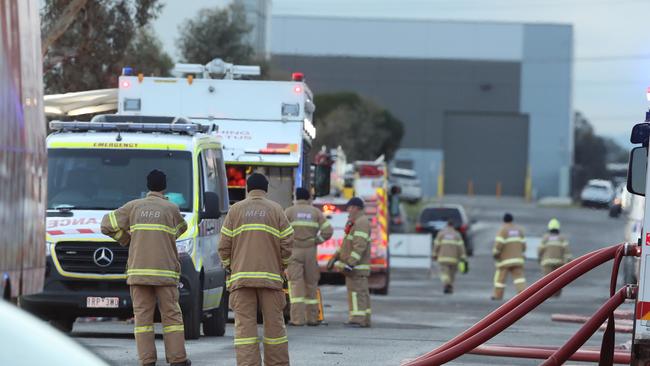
left=47, top=149, right=193, bottom=211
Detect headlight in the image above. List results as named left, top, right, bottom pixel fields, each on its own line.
left=45, top=241, right=53, bottom=257
left=176, top=238, right=194, bottom=254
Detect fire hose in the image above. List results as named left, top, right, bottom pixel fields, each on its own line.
left=404, top=243, right=635, bottom=366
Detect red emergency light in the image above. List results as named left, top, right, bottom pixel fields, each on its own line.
left=120, top=80, right=131, bottom=89
left=292, top=72, right=304, bottom=82
left=227, top=166, right=246, bottom=188
left=358, top=165, right=384, bottom=177
left=322, top=203, right=342, bottom=215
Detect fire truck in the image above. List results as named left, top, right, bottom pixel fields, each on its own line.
left=117, top=59, right=316, bottom=208
left=315, top=159, right=390, bottom=295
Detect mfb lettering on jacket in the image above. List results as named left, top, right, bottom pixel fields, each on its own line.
left=296, top=212, right=313, bottom=220
left=245, top=209, right=267, bottom=217
left=140, top=210, right=162, bottom=219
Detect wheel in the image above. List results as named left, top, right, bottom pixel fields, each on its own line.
left=50, top=318, right=75, bottom=333
left=183, top=286, right=203, bottom=340
left=203, top=290, right=227, bottom=337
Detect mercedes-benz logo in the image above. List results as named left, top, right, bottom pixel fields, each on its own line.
left=93, top=247, right=114, bottom=267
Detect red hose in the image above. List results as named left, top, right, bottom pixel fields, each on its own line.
left=470, top=345, right=630, bottom=364
left=409, top=247, right=605, bottom=362
left=405, top=244, right=623, bottom=366
left=541, top=286, right=631, bottom=366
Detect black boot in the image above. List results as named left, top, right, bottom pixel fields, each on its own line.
left=443, top=285, right=453, bottom=294
left=170, top=360, right=191, bottom=366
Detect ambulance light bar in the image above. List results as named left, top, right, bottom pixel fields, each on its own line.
left=49, top=121, right=211, bottom=135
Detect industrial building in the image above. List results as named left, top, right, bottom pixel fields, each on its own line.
left=270, top=16, right=573, bottom=198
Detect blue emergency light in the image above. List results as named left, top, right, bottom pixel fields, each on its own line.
left=122, top=67, right=134, bottom=76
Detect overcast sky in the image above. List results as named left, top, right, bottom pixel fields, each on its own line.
left=153, top=0, right=650, bottom=143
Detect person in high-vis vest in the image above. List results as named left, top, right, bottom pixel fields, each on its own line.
left=432, top=219, right=467, bottom=294
left=100, top=170, right=190, bottom=366
left=218, top=173, right=294, bottom=366
left=285, top=188, right=333, bottom=326
left=538, top=218, right=572, bottom=297
left=492, top=213, right=527, bottom=301
left=327, top=197, right=372, bottom=328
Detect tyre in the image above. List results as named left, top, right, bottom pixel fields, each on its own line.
left=203, top=290, right=227, bottom=337
left=183, top=286, right=203, bottom=340
left=50, top=318, right=75, bottom=333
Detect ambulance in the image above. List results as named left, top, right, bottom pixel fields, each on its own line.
left=22, top=115, right=230, bottom=340
left=315, top=160, right=391, bottom=294
left=117, top=58, right=316, bottom=208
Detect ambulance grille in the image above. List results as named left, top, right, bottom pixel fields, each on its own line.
left=55, top=242, right=128, bottom=274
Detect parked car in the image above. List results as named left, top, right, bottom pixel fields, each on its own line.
left=416, top=204, right=473, bottom=256
left=389, top=168, right=423, bottom=204
left=580, top=179, right=615, bottom=208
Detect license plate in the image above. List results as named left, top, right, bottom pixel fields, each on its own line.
left=86, top=297, right=119, bottom=308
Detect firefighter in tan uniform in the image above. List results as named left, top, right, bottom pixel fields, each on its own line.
left=538, top=218, right=572, bottom=297
left=492, top=213, right=527, bottom=301
left=218, top=173, right=294, bottom=366
left=327, top=197, right=372, bottom=328
left=432, top=219, right=467, bottom=294
left=101, top=170, right=190, bottom=366
left=284, top=188, right=333, bottom=326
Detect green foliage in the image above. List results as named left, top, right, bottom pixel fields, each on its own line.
left=313, top=93, right=404, bottom=161
left=176, top=4, right=254, bottom=65
left=123, top=26, right=174, bottom=77
left=42, top=0, right=167, bottom=93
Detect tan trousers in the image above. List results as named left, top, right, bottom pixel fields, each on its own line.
left=492, top=265, right=527, bottom=300
left=438, top=263, right=457, bottom=286
left=345, top=273, right=371, bottom=326
left=287, top=246, right=320, bottom=324
left=130, top=285, right=186, bottom=365
left=230, top=287, right=289, bottom=366
left=542, top=265, right=562, bottom=297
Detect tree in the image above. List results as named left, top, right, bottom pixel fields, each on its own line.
left=41, top=0, right=166, bottom=94
left=313, top=93, right=404, bottom=161
left=123, top=27, right=174, bottom=77
left=176, top=4, right=254, bottom=65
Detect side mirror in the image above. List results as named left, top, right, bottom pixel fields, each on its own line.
left=313, top=164, right=331, bottom=197
left=627, top=146, right=647, bottom=196
left=201, top=192, right=221, bottom=219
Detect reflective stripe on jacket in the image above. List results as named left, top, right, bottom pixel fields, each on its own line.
left=493, top=223, right=526, bottom=268
left=284, top=200, right=333, bottom=249
left=433, top=226, right=466, bottom=265
left=218, top=190, right=294, bottom=291
left=538, top=233, right=571, bottom=267
left=100, top=192, right=187, bottom=286
left=337, top=212, right=372, bottom=276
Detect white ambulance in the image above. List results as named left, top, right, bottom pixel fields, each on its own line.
left=117, top=59, right=316, bottom=208
left=22, top=115, right=229, bottom=340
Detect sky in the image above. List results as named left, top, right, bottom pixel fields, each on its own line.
left=153, top=0, right=650, bottom=144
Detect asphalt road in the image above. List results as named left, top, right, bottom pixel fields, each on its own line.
left=75, top=196, right=632, bottom=365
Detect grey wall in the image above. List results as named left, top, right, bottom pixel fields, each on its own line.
left=443, top=112, right=529, bottom=196
left=273, top=56, right=522, bottom=150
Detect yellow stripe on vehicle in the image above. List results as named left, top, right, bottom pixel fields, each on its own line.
left=48, top=142, right=188, bottom=150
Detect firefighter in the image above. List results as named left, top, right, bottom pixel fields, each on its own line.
left=538, top=218, right=572, bottom=297
left=218, top=173, right=294, bottom=366
left=327, top=197, right=372, bottom=328
left=432, top=219, right=467, bottom=294
left=100, top=170, right=190, bottom=366
left=285, top=187, right=333, bottom=326
left=492, top=213, right=527, bottom=301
